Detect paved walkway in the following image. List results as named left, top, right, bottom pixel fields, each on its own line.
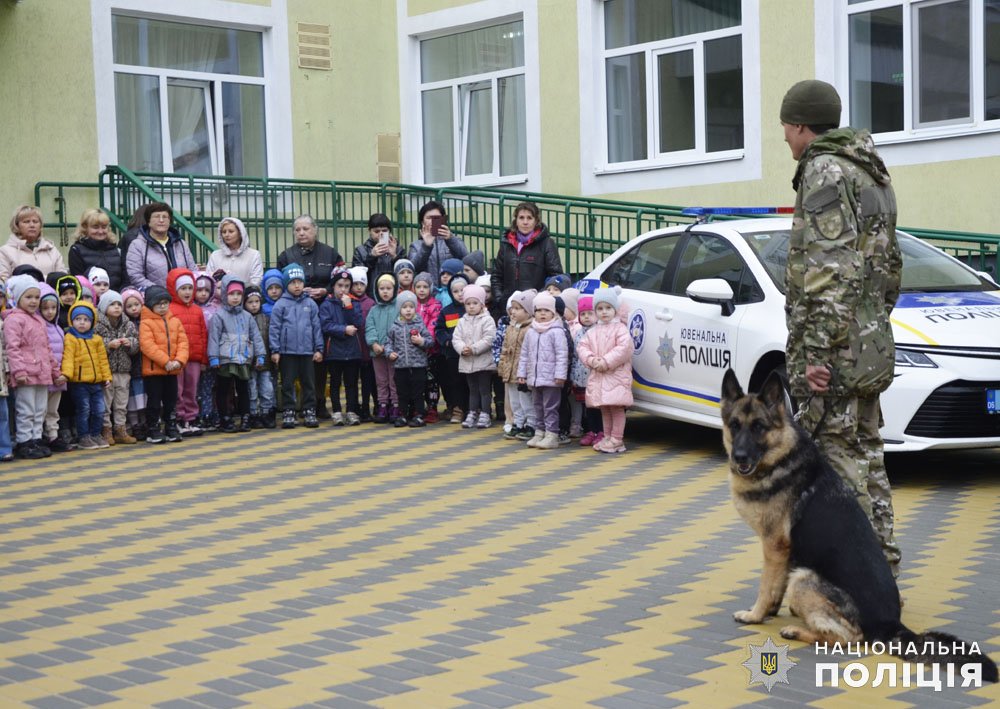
left=1, top=416, right=998, bottom=708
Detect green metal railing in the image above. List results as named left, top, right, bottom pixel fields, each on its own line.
left=34, top=166, right=1000, bottom=278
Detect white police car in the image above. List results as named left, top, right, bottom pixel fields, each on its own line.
left=578, top=216, right=1000, bottom=452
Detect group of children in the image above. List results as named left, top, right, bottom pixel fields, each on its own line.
left=0, top=208, right=635, bottom=460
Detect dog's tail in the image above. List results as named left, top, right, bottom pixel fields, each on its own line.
left=886, top=627, right=999, bottom=684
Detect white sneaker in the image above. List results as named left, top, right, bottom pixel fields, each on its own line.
left=476, top=412, right=491, bottom=429
left=525, top=431, right=545, bottom=448
left=461, top=411, right=478, bottom=428
left=345, top=412, right=361, bottom=426
left=535, top=431, right=560, bottom=449
left=332, top=412, right=345, bottom=426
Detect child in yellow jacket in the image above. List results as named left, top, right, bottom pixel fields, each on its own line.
left=61, top=301, right=112, bottom=450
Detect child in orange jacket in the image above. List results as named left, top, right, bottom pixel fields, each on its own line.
left=139, top=285, right=189, bottom=444
left=61, top=301, right=112, bottom=451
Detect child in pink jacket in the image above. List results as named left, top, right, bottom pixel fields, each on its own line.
left=5, top=275, right=65, bottom=459
left=576, top=286, right=634, bottom=454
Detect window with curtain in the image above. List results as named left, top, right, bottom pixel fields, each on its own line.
left=111, top=15, right=268, bottom=176
left=419, top=20, right=527, bottom=184
left=847, top=0, right=1000, bottom=134
left=603, top=0, right=743, bottom=165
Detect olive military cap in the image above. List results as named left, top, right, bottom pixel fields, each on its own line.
left=780, top=80, right=842, bottom=126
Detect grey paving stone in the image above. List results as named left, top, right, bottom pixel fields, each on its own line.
left=201, top=678, right=260, bottom=696
left=482, top=683, right=549, bottom=702
left=59, top=688, right=119, bottom=705
left=155, top=652, right=205, bottom=667
left=352, top=677, right=415, bottom=696
left=26, top=698, right=84, bottom=709
left=78, top=675, right=133, bottom=692
left=325, top=683, right=385, bottom=701
left=41, top=648, right=93, bottom=664
left=0, top=665, right=44, bottom=681
left=10, top=654, right=61, bottom=669
left=184, top=693, right=249, bottom=709
left=454, top=689, right=522, bottom=708
left=269, top=653, right=324, bottom=670
left=229, top=672, right=290, bottom=690
left=112, top=668, right=167, bottom=685
left=241, top=659, right=297, bottom=676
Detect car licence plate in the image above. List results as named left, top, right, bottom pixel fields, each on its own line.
left=988, top=389, right=1000, bottom=414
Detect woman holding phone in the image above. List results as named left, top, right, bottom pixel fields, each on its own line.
left=407, top=201, right=469, bottom=283
left=205, top=217, right=263, bottom=287
left=353, top=213, right=404, bottom=295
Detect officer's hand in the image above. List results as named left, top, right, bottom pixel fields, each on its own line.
left=806, top=364, right=831, bottom=393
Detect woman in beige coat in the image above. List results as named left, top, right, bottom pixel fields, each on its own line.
left=0, top=206, right=66, bottom=280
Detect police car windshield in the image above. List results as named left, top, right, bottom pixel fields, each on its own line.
left=739, top=229, right=993, bottom=294
left=895, top=234, right=992, bottom=292
left=740, top=230, right=790, bottom=292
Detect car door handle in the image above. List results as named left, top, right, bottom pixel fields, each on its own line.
left=654, top=309, right=673, bottom=322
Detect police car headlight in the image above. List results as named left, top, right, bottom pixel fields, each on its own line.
left=895, top=349, right=937, bottom=368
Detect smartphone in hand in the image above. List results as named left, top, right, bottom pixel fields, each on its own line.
left=429, top=215, right=445, bottom=237
left=379, top=232, right=390, bottom=246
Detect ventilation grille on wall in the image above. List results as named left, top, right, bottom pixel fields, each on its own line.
left=297, top=22, right=331, bottom=70
left=376, top=133, right=401, bottom=183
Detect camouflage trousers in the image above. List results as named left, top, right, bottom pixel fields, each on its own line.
left=797, top=394, right=901, bottom=577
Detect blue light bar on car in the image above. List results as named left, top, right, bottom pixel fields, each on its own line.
left=681, top=207, right=795, bottom=216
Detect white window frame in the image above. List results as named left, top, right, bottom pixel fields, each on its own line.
left=822, top=0, right=1000, bottom=165
left=92, top=0, right=293, bottom=178
left=397, top=0, right=541, bottom=189
left=164, top=78, right=219, bottom=174
left=577, top=0, right=762, bottom=195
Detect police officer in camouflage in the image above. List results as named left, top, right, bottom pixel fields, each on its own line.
left=781, top=79, right=903, bottom=577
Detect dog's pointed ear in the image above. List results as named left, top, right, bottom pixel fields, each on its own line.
left=759, top=371, right=788, bottom=416
left=721, top=369, right=744, bottom=402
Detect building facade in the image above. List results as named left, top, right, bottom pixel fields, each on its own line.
left=2, top=0, right=998, bottom=233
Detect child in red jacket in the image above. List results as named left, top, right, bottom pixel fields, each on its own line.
left=167, top=268, right=207, bottom=435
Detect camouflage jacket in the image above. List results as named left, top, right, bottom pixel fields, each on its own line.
left=785, top=128, right=901, bottom=398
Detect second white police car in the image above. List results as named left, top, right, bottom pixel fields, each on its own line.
left=577, top=216, right=1000, bottom=452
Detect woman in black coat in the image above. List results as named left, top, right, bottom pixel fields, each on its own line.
left=489, top=201, right=563, bottom=312
left=67, top=208, right=125, bottom=291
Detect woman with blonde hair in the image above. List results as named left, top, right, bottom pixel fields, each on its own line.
left=0, top=205, right=66, bottom=280
left=68, top=208, right=125, bottom=291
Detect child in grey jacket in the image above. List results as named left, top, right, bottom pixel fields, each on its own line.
left=209, top=275, right=266, bottom=432
left=385, top=291, right=432, bottom=427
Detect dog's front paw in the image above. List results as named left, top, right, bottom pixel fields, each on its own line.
left=733, top=609, right=764, bottom=624
left=779, top=625, right=801, bottom=640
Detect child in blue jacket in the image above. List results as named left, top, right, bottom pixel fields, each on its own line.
left=269, top=264, right=323, bottom=429
left=319, top=268, right=364, bottom=426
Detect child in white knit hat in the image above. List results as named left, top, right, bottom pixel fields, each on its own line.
left=349, top=266, right=377, bottom=421
left=452, top=284, right=496, bottom=428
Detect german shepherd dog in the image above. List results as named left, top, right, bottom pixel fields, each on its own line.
left=720, top=369, right=998, bottom=682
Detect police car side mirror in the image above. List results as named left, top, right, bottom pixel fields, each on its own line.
left=686, top=278, right=735, bottom=317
